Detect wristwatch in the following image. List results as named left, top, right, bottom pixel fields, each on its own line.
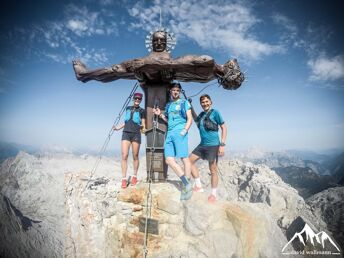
left=220, top=142, right=226, bottom=146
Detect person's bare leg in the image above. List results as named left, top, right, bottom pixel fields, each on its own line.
left=182, top=157, right=191, bottom=179
left=209, top=161, right=218, bottom=188
left=209, top=161, right=219, bottom=198
left=189, top=154, right=201, bottom=179
left=165, top=157, right=184, bottom=177
left=131, top=141, right=140, bottom=176
left=121, top=140, right=131, bottom=178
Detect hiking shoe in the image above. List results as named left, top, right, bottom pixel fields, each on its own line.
left=131, top=176, right=138, bottom=186
left=180, top=183, right=193, bottom=201
left=208, top=194, right=216, bottom=204
left=121, top=179, right=127, bottom=189
left=193, top=185, right=204, bottom=193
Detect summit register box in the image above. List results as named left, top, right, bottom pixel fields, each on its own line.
left=145, top=127, right=167, bottom=181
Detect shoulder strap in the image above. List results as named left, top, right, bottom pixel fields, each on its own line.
left=180, top=100, right=187, bottom=119
left=205, top=109, right=214, bottom=118
left=130, top=106, right=136, bottom=119
left=165, top=102, right=171, bottom=117
left=196, top=111, right=205, bottom=122
left=196, top=111, right=206, bottom=128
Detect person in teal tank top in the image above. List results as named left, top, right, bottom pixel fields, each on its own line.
left=114, top=92, right=146, bottom=188
left=189, top=94, right=227, bottom=203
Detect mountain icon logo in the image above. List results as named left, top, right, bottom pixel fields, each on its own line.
left=282, top=223, right=341, bottom=255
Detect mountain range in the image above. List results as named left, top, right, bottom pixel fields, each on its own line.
left=232, top=147, right=344, bottom=198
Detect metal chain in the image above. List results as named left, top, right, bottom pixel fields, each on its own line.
left=82, top=82, right=139, bottom=192
left=143, top=101, right=159, bottom=258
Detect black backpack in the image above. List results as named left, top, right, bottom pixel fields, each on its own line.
left=196, top=109, right=218, bottom=131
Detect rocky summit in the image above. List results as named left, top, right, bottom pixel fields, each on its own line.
left=307, top=187, right=344, bottom=252
left=0, top=152, right=340, bottom=257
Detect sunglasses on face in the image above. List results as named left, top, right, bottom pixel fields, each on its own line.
left=134, top=97, right=142, bottom=100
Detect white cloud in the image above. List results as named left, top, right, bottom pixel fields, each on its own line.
left=272, top=13, right=297, bottom=34
left=128, top=0, right=283, bottom=62
left=271, top=13, right=302, bottom=48
left=308, top=55, right=344, bottom=82
left=64, top=4, right=117, bottom=37
left=67, top=20, right=88, bottom=34
left=5, top=4, right=118, bottom=65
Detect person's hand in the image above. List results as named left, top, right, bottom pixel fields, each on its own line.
left=140, top=127, right=146, bottom=134
left=180, top=128, right=188, bottom=137
left=153, top=107, right=161, bottom=116
left=218, top=146, right=225, bottom=156
left=112, top=125, right=121, bottom=131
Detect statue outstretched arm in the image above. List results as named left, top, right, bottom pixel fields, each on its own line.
left=72, top=60, right=137, bottom=83
left=171, top=55, right=245, bottom=90
left=72, top=56, right=244, bottom=89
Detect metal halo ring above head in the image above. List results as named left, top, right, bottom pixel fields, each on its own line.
left=145, top=27, right=177, bottom=53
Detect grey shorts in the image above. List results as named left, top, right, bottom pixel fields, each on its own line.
left=122, top=131, right=141, bottom=144
left=192, top=145, right=219, bottom=162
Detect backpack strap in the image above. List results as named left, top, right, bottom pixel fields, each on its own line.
left=180, top=100, right=187, bottom=120
left=205, top=109, right=214, bottom=119
left=196, top=111, right=206, bottom=128
left=165, top=102, right=171, bottom=118
left=129, top=106, right=136, bottom=120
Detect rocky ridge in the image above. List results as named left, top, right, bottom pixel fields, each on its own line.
left=0, top=152, right=338, bottom=257
left=307, top=187, right=344, bottom=251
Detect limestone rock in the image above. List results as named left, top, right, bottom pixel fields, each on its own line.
left=199, top=159, right=327, bottom=230
left=0, top=152, right=331, bottom=257
left=306, top=187, right=344, bottom=252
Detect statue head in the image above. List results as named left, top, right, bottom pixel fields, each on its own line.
left=152, top=31, right=167, bottom=52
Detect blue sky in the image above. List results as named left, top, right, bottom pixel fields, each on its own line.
left=0, top=0, right=343, bottom=153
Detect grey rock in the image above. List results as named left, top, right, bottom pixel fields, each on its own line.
left=0, top=152, right=332, bottom=258
left=306, top=187, right=344, bottom=252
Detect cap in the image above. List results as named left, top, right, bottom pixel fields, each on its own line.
left=169, top=83, right=182, bottom=90
left=133, top=92, right=143, bottom=99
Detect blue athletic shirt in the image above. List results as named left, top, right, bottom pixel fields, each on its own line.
left=164, top=99, right=191, bottom=132
left=199, top=109, right=225, bottom=146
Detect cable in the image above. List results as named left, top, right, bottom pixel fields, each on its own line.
left=82, top=82, right=139, bottom=192
left=187, top=81, right=219, bottom=99
left=143, top=99, right=159, bottom=258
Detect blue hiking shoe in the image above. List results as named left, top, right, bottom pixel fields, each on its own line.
left=180, top=183, right=193, bottom=201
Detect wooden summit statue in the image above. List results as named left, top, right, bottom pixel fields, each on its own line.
left=72, top=28, right=244, bottom=181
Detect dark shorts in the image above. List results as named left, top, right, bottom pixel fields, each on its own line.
left=122, top=131, right=141, bottom=144
left=192, top=145, right=219, bottom=162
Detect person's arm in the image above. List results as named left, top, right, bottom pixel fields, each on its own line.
left=180, top=109, right=192, bottom=136
left=218, top=123, right=227, bottom=156
left=113, top=123, right=125, bottom=131
left=190, top=104, right=198, bottom=121
left=140, top=118, right=146, bottom=133
left=153, top=108, right=168, bottom=123
left=185, top=109, right=193, bottom=131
